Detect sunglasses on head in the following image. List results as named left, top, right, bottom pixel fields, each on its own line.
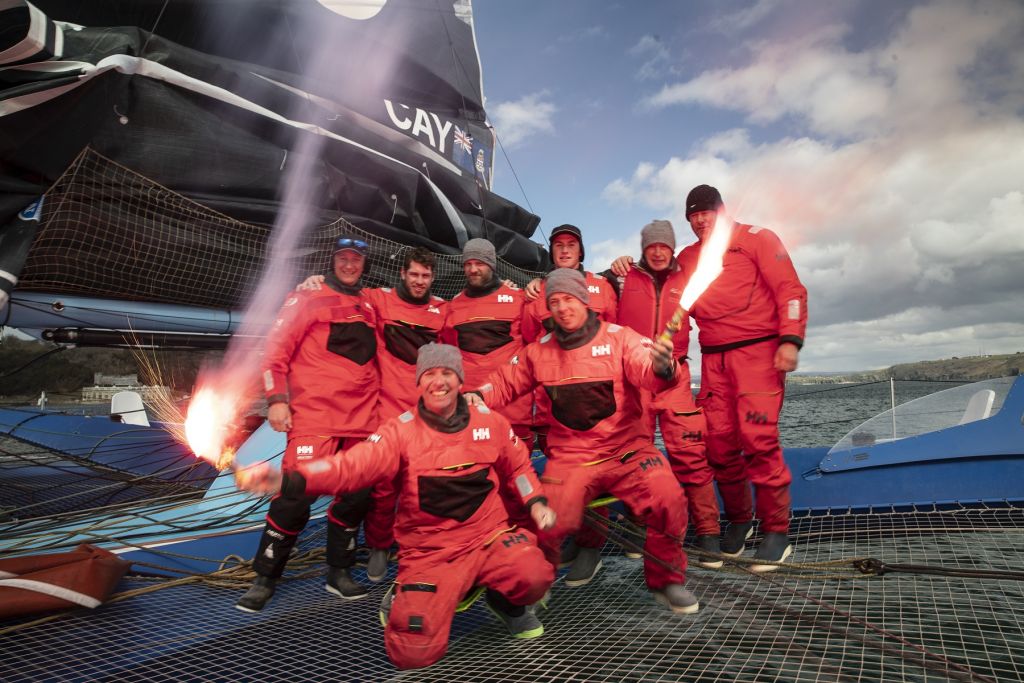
left=335, top=238, right=368, bottom=251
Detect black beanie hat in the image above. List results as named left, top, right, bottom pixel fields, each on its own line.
left=685, top=185, right=724, bottom=218
left=549, top=224, right=584, bottom=263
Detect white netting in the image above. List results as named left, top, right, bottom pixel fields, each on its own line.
left=17, top=147, right=544, bottom=308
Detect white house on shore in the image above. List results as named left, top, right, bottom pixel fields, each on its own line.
left=80, top=373, right=170, bottom=403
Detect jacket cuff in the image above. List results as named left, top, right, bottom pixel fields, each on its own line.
left=654, top=359, right=677, bottom=381
left=779, top=335, right=804, bottom=349
left=525, top=495, right=548, bottom=509
left=266, top=394, right=289, bottom=406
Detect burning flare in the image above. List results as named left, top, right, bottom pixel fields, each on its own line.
left=660, top=212, right=733, bottom=343
left=184, top=384, right=242, bottom=470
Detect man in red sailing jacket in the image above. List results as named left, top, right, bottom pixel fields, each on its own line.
left=678, top=185, right=807, bottom=571
left=521, top=224, right=623, bottom=586
left=614, top=220, right=720, bottom=568
left=236, top=236, right=381, bottom=612
left=235, top=343, right=556, bottom=670
left=441, top=238, right=533, bottom=440
left=474, top=268, right=699, bottom=614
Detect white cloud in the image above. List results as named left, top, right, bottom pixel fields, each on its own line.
left=628, top=34, right=672, bottom=81
left=490, top=91, right=558, bottom=149
left=604, top=0, right=1024, bottom=371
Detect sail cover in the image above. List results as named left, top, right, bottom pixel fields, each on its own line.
left=0, top=0, right=548, bottom=315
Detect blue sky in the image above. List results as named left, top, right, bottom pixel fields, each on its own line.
left=473, top=0, right=1024, bottom=373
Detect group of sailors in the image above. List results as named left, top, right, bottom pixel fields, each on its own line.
left=233, top=184, right=809, bottom=670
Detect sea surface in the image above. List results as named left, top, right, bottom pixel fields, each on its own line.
left=21, top=380, right=966, bottom=449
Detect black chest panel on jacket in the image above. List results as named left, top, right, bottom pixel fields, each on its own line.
left=418, top=467, right=495, bottom=522
left=327, top=322, right=377, bottom=365
left=545, top=380, right=617, bottom=431
left=455, top=320, right=513, bottom=355
left=384, top=323, right=439, bottom=364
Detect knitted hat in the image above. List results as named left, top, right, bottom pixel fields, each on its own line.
left=685, top=184, right=724, bottom=218
left=545, top=267, right=590, bottom=305
left=641, top=219, right=676, bottom=251
left=549, top=224, right=584, bottom=262
left=462, top=238, right=497, bottom=270
left=415, top=343, right=464, bottom=384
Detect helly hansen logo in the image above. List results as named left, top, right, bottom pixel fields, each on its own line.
left=638, top=456, right=663, bottom=471
left=680, top=430, right=703, bottom=442
left=502, top=532, right=529, bottom=548
left=296, top=445, right=314, bottom=455
left=497, top=294, right=515, bottom=303
left=592, top=344, right=611, bottom=357
left=367, top=433, right=383, bottom=443
left=587, top=285, right=601, bottom=294
left=746, top=411, right=769, bottom=425
left=473, top=427, right=491, bottom=441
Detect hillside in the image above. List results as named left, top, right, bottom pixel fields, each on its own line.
left=792, top=353, right=1023, bottom=384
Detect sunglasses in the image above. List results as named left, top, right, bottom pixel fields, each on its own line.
left=334, top=237, right=368, bottom=252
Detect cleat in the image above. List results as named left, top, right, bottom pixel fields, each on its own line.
left=749, top=533, right=793, bottom=573
left=695, top=535, right=724, bottom=569
left=325, top=566, right=369, bottom=600
left=236, top=575, right=276, bottom=613
left=366, top=548, right=390, bottom=583
left=564, top=547, right=602, bottom=587
left=652, top=584, right=700, bottom=614
left=379, top=583, right=395, bottom=626
left=485, top=592, right=544, bottom=639
left=721, top=521, right=754, bottom=556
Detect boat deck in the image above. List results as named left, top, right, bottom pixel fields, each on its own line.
left=4, top=505, right=1023, bottom=682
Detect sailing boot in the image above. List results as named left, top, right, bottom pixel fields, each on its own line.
left=685, top=481, right=723, bottom=568
left=378, top=582, right=396, bottom=626
left=558, top=538, right=580, bottom=568
left=721, top=521, right=754, bottom=556
left=652, top=583, right=700, bottom=615
left=325, top=524, right=368, bottom=599
left=694, top=535, right=724, bottom=569
left=236, top=575, right=276, bottom=613
left=564, top=547, right=603, bottom=587
left=366, top=548, right=390, bottom=583
left=749, top=532, right=793, bottom=573
left=485, top=589, right=544, bottom=639
left=326, top=566, right=369, bottom=600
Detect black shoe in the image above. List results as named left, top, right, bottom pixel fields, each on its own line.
left=721, top=521, right=754, bottom=556
left=558, top=539, right=580, bottom=568
left=366, top=548, right=390, bottom=583
left=325, top=566, right=369, bottom=600
left=694, top=535, right=724, bottom=569
left=749, top=533, right=793, bottom=573
left=236, top=575, right=276, bottom=613
left=564, top=547, right=602, bottom=587
left=652, top=584, right=700, bottom=615
left=622, top=519, right=645, bottom=559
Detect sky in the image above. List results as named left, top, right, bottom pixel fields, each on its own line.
left=473, top=0, right=1024, bottom=373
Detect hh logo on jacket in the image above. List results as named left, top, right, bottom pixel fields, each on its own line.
left=591, top=344, right=611, bottom=357
left=472, top=427, right=491, bottom=441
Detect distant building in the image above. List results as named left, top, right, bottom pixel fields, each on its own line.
left=81, top=373, right=170, bottom=403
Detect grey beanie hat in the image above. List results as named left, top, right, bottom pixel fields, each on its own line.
left=641, top=219, right=676, bottom=251
left=462, top=238, right=497, bottom=270
left=545, top=267, right=590, bottom=305
left=416, top=343, right=465, bottom=384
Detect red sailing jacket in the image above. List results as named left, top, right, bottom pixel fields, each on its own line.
left=615, top=261, right=692, bottom=359
left=441, top=282, right=532, bottom=425
left=262, top=286, right=379, bottom=438
left=478, top=320, right=678, bottom=464
left=521, top=271, right=618, bottom=343
left=295, top=402, right=545, bottom=559
left=364, top=287, right=447, bottom=421
left=677, top=223, right=808, bottom=351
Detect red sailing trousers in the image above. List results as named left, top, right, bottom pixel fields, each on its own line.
left=538, top=446, right=688, bottom=589
left=385, top=528, right=552, bottom=669
left=698, top=340, right=792, bottom=534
